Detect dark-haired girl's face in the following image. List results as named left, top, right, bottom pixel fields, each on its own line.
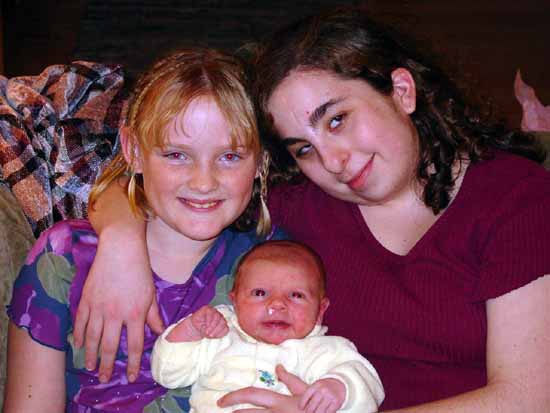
left=267, top=69, right=420, bottom=207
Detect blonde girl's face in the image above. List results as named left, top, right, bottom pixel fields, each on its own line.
left=135, top=96, right=258, bottom=243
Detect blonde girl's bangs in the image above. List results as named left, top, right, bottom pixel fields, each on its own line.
left=131, top=77, right=198, bottom=152
left=92, top=48, right=262, bottom=222
left=215, top=90, right=260, bottom=155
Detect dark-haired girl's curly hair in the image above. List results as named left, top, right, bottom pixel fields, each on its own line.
left=253, top=7, right=545, bottom=214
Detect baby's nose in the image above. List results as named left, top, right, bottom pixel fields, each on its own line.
left=267, top=297, right=287, bottom=314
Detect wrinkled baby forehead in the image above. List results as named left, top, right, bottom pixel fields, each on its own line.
left=243, top=241, right=319, bottom=266
left=234, top=241, right=326, bottom=287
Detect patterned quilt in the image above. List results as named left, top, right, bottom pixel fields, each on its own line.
left=0, top=61, right=127, bottom=237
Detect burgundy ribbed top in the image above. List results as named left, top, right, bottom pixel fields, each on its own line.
left=268, top=152, right=550, bottom=409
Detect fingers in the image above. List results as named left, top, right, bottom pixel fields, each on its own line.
left=232, top=410, right=272, bottom=413
left=84, top=309, right=104, bottom=371
left=145, top=296, right=165, bottom=335
left=73, top=300, right=90, bottom=348
left=218, top=386, right=282, bottom=408
left=191, top=307, right=209, bottom=335
left=204, top=310, right=228, bottom=338
left=125, top=317, right=146, bottom=383
left=302, top=391, right=334, bottom=413
left=97, top=319, right=122, bottom=383
left=314, top=398, right=336, bottom=413
left=324, top=399, right=339, bottom=413
left=304, top=392, right=322, bottom=413
left=192, top=306, right=228, bottom=338
left=276, top=364, right=308, bottom=395
left=208, top=320, right=229, bottom=338
left=301, top=379, right=343, bottom=413
left=300, top=386, right=315, bottom=410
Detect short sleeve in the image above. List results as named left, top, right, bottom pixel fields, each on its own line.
left=476, top=172, right=550, bottom=301
left=6, top=221, right=78, bottom=350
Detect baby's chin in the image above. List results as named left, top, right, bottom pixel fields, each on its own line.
left=249, top=322, right=312, bottom=345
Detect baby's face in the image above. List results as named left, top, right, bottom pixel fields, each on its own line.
left=230, top=254, right=329, bottom=345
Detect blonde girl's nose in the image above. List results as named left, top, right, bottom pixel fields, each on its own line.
left=188, top=164, right=219, bottom=193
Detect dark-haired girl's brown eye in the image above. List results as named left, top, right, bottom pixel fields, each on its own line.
left=295, top=144, right=313, bottom=158
left=328, top=114, right=344, bottom=131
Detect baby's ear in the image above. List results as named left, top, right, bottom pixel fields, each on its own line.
left=120, top=126, right=143, bottom=173
left=316, top=297, right=330, bottom=324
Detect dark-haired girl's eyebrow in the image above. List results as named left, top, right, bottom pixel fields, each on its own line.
left=280, top=97, right=346, bottom=146
left=308, top=97, right=344, bottom=128
left=282, top=137, right=307, bottom=147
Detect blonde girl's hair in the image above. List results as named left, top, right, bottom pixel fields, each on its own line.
left=89, top=47, right=272, bottom=235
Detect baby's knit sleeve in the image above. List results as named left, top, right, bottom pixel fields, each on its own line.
left=151, top=314, right=230, bottom=389
left=301, top=336, right=385, bottom=412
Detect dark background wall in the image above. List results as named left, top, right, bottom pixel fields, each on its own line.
left=2, top=0, right=550, bottom=127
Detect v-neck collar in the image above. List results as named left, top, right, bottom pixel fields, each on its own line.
left=351, top=162, right=473, bottom=260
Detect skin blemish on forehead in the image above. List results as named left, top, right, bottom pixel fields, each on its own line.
left=308, top=97, right=345, bottom=129
left=279, top=96, right=347, bottom=147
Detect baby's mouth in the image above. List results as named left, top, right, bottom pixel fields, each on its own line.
left=262, top=321, right=290, bottom=329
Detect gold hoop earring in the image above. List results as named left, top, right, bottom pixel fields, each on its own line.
left=127, top=168, right=139, bottom=215
left=128, top=170, right=136, bottom=198
left=257, top=151, right=272, bottom=236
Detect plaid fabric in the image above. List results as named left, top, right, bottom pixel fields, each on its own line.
left=0, top=61, right=127, bottom=237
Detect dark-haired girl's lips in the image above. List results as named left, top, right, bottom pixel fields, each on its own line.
left=347, top=156, right=373, bottom=191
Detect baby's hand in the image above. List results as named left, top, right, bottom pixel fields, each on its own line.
left=166, top=306, right=228, bottom=342
left=299, top=378, right=346, bottom=413
left=190, top=306, right=229, bottom=339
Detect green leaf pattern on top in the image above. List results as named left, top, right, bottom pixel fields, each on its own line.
left=209, top=273, right=234, bottom=307
left=67, top=334, right=87, bottom=370
left=36, top=252, right=75, bottom=303
left=143, top=386, right=192, bottom=413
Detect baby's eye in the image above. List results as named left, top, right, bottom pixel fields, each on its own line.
left=251, top=289, right=266, bottom=297
left=328, top=114, right=344, bottom=131
left=290, top=291, right=305, bottom=299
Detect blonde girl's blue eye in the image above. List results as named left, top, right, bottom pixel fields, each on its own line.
left=221, top=152, right=242, bottom=162
left=165, top=152, right=188, bottom=161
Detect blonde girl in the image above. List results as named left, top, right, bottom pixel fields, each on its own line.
left=5, top=47, right=283, bottom=412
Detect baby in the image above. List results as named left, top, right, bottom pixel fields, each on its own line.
left=151, top=240, right=384, bottom=413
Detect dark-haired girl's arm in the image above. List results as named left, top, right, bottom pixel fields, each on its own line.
left=383, top=275, right=550, bottom=413
left=73, top=178, right=164, bottom=383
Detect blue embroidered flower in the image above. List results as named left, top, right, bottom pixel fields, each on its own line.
left=259, top=370, right=276, bottom=387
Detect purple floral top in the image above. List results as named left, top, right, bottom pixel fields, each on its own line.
left=7, top=219, right=285, bottom=412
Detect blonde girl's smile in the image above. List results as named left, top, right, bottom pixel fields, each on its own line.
left=130, top=96, right=258, bottom=243
left=179, top=198, right=222, bottom=211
